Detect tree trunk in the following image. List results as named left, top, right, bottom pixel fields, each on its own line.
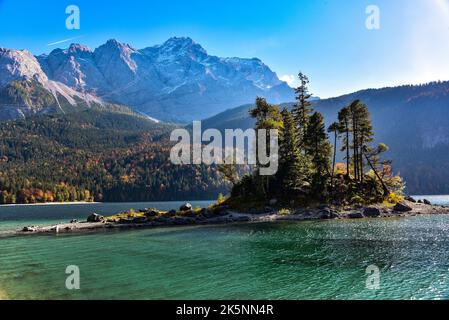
left=345, top=124, right=350, bottom=180
left=363, top=152, right=389, bottom=196
left=360, top=137, right=364, bottom=183
left=331, top=131, right=337, bottom=190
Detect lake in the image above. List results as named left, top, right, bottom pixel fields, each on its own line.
left=1, top=197, right=449, bottom=300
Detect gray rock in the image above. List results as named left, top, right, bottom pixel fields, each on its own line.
left=423, top=199, right=432, bottom=205
left=87, top=213, right=104, bottom=223
left=319, top=212, right=330, bottom=219
left=363, top=207, right=381, bottom=217
left=144, top=210, right=159, bottom=217
left=22, top=226, right=38, bottom=232
left=418, top=200, right=424, bottom=204
left=330, top=211, right=340, bottom=219
left=405, top=196, right=417, bottom=203
left=132, top=217, right=148, bottom=224
left=217, top=205, right=230, bottom=215
left=180, top=203, right=193, bottom=211
left=183, top=210, right=197, bottom=218
left=393, top=202, right=413, bottom=212
left=70, top=219, right=78, bottom=223
left=200, top=208, right=214, bottom=218
left=167, top=210, right=177, bottom=217
left=117, top=218, right=132, bottom=224
left=318, top=204, right=330, bottom=210
left=155, top=217, right=173, bottom=224
left=348, top=212, right=364, bottom=219
left=233, top=216, right=251, bottom=222
left=173, top=217, right=196, bottom=225
left=318, top=208, right=332, bottom=219
left=269, top=199, right=278, bottom=206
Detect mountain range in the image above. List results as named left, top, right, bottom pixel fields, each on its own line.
left=0, top=37, right=293, bottom=122
left=2, top=37, right=449, bottom=196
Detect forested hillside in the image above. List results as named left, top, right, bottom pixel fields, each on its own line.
left=0, top=110, right=229, bottom=204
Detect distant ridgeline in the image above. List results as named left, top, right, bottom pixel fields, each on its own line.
left=202, top=81, right=449, bottom=195
left=224, top=73, right=404, bottom=208
left=0, top=110, right=229, bottom=204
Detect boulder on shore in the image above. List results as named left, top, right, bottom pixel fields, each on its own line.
left=144, top=210, right=159, bottom=217
left=167, top=210, right=177, bottom=217
left=405, top=196, right=417, bottom=203
left=364, top=207, right=381, bottom=217
left=348, top=212, right=364, bottom=219
left=180, top=203, right=193, bottom=212
left=183, top=210, right=197, bottom=218
left=87, top=213, right=104, bottom=223
left=22, top=226, right=38, bottom=232
left=318, top=207, right=332, bottom=219
left=423, top=199, right=432, bottom=205
left=132, top=217, right=148, bottom=224
left=393, top=202, right=413, bottom=212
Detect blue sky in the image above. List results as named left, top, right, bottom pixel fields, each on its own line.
left=1, top=0, right=449, bottom=98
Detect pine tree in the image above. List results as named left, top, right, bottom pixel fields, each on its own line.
left=291, top=72, right=313, bottom=149
left=338, top=106, right=351, bottom=179
left=347, top=100, right=374, bottom=183
left=276, top=108, right=309, bottom=194
left=363, top=143, right=390, bottom=195
left=327, top=122, right=340, bottom=190
left=249, top=97, right=283, bottom=196
left=304, top=112, right=332, bottom=196
left=250, top=97, right=283, bottom=130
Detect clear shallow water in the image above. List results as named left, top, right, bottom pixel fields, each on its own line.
left=1, top=197, right=449, bottom=300
left=0, top=201, right=213, bottom=232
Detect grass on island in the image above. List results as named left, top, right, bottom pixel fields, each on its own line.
left=103, top=190, right=404, bottom=222
left=105, top=195, right=229, bottom=222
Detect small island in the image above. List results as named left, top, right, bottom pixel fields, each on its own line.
left=15, top=197, right=449, bottom=236
left=15, top=73, right=449, bottom=236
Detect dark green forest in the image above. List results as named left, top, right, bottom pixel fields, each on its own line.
left=0, top=110, right=229, bottom=204
left=227, top=73, right=404, bottom=208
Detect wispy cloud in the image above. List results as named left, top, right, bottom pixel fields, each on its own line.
left=280, top=74, right=296, bottom=87
left=47, top=35, right=84, bottom=46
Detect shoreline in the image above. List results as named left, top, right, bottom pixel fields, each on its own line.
left=11, top=200, right=449, bottom=237
left=0, top=201, right=100, bottom=207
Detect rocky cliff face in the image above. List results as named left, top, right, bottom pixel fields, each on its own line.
left=0, top=47, right=135, bottom=120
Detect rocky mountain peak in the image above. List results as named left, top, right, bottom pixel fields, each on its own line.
left=157, top=36, right=208, bottom=60
left=68, top=43, right=92, bottom=54
left=0, top=48, right=48, bottom=87
left=99, top=39, right=136, bottom=53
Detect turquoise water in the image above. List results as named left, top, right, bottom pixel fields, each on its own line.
left=1, top=197, right=449, bottom=300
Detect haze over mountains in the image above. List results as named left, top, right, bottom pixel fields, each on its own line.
left=0, top=37, right=294, bottom=122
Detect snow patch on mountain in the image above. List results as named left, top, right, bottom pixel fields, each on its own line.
left=37, top=37, right=294, bottom=122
